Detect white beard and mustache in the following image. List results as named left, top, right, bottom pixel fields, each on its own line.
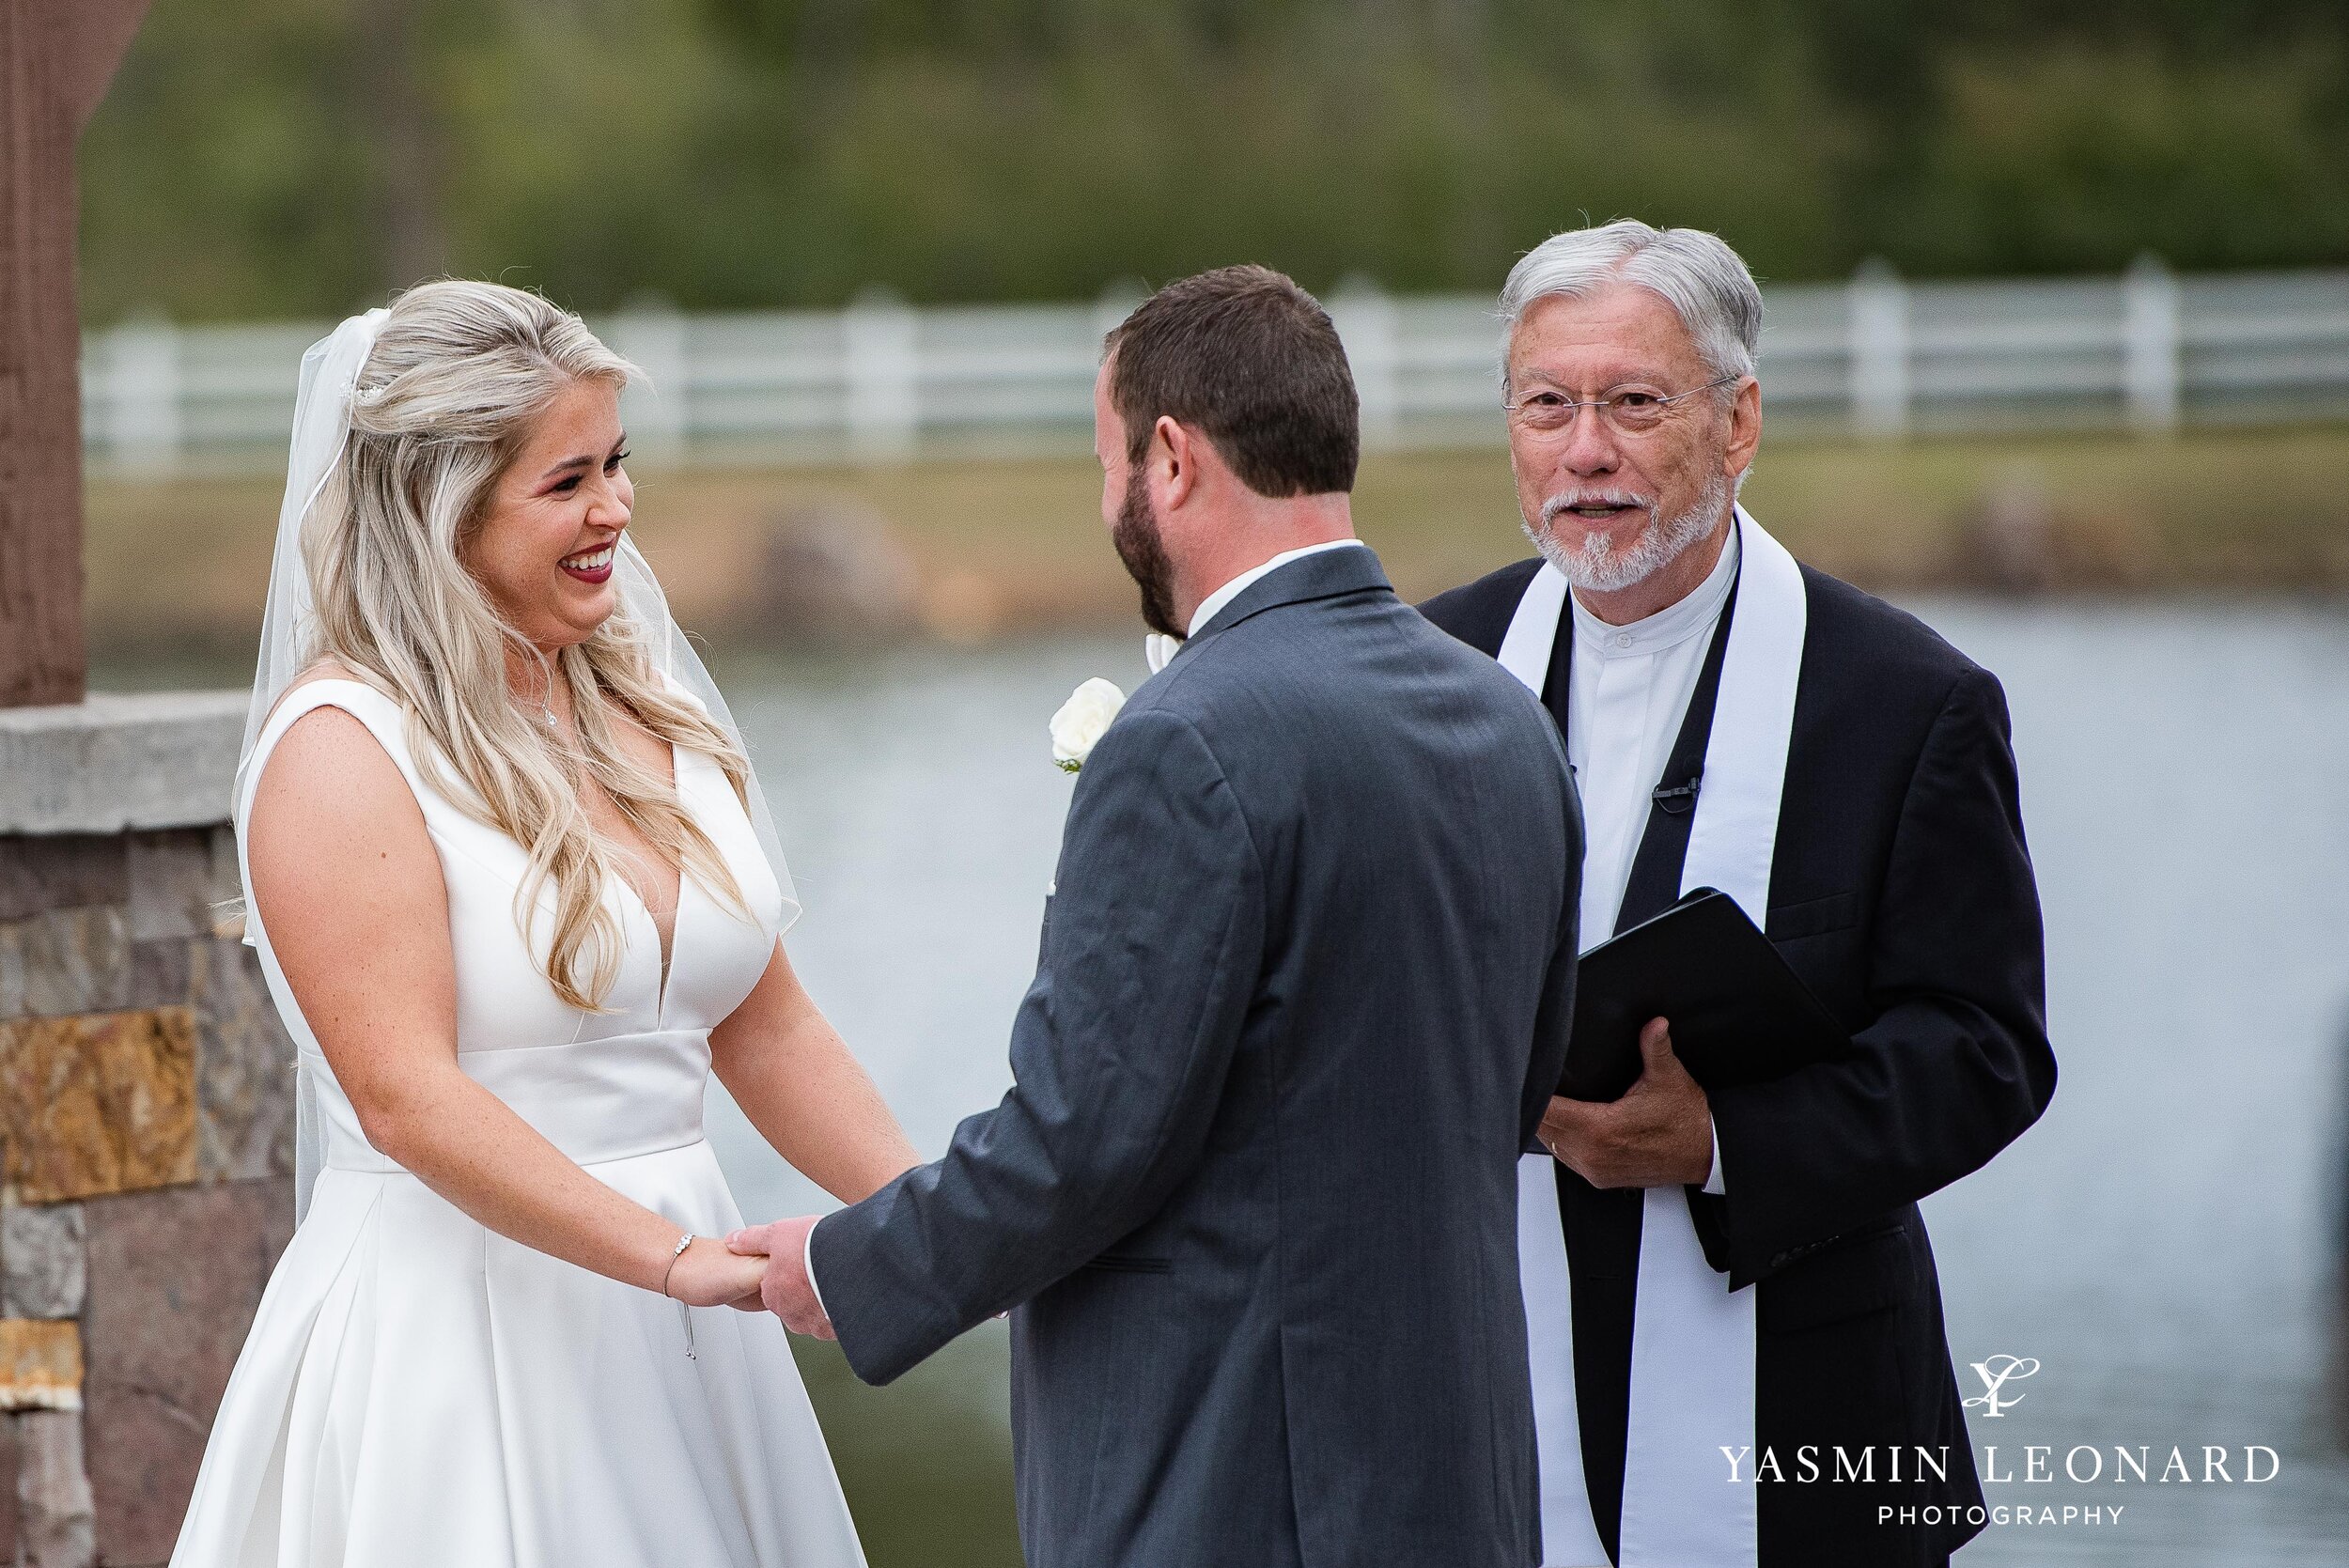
left=1524, top=469, right=1732, bottom=593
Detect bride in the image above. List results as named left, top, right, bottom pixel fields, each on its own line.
left=171, top=281, right=917, bottom=1567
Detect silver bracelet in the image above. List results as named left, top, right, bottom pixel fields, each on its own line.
left=664, top=1233, right=698, bottom=1360
left=661, top=1232, right=695, bottom=1296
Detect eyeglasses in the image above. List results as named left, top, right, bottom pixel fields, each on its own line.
left=1502, top=374, right=1739, bottom=436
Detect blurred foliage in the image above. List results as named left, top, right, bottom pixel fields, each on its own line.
left=79, top=0, right=2349, bottom=322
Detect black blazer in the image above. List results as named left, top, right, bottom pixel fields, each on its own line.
left=1422, top=557, right=2057, bottom=1568
left=813, top=547, right=1582, bottom=1568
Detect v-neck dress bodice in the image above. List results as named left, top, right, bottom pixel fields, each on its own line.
left=247, top=681, right=782, bottom=1172
left=170, top=679, right=865, bottom=1568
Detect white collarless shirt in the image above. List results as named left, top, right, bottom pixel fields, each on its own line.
left=1566, top=528, right=1739, bottom=1196
left=1568, top=526, right=1739, bottom=939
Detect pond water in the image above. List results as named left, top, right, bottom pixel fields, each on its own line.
left=701, top=598, right=2349, bottom=1566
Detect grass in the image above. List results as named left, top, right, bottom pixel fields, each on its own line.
left=86, top=425, right=2349, bottom=660
left=788, top=1330, right=1023, bottom=1567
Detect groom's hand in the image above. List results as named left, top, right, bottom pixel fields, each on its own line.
left=725, top=1217, right=835, bottom=1341
left=1541, top=1017, right=1714, bottom=1189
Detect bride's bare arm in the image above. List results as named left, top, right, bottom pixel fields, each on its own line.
left=710, top=948, right=920, bottom=1204
left=247, top=705, right=765, bottom=1306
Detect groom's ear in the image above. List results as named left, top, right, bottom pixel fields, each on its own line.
left=1156, top=416, right=1199, bottom=510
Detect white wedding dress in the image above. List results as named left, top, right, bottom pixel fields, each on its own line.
left=171, top=679, right=867, bottom=1568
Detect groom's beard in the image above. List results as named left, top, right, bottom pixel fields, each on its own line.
left=1525, top=468, right=1730, bottom=594
left=1114, top=467, right=1184, bottom=638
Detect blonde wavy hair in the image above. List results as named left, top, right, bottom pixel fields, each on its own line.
left=303, top=279, right=749, bottom=1011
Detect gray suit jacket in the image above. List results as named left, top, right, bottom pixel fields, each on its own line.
left=809, top=545, right=1581, bottom=1568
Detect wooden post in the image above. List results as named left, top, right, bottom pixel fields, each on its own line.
left=0, top=0, right=152, bottom=708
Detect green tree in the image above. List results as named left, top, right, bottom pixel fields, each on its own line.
left=77, top=0, right=2349, bottom=322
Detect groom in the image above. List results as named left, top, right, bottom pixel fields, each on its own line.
left=733, top=265, right=1583, bottom=1567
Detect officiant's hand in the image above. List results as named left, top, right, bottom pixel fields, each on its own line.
left=725, top=1217, right=836, bottom=1341
left=1540, top=1017, right=1715, bottom=1189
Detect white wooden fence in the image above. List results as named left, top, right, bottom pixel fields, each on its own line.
left=81, top=259, right=2349, bottom=476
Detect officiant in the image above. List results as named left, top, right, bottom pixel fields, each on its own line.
left=1421, top=221, right=2057, bottom=1568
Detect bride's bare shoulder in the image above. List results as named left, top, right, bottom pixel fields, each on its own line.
left=249, top=666, right=422, bottom=860
left=256, top=660, right=393, bottom=750
left=245, top=685, right=442, bottom=950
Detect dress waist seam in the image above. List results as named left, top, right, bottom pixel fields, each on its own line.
left=298, top=1029, right=714, bottom=1067
left=325, top=1133, right=711, bottom=1177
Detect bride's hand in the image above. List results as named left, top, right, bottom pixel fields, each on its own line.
left=664, top=1238, right=770, bottom=1309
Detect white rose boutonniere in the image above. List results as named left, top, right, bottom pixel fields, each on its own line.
left=1050, top=677, right=1127, bottom=773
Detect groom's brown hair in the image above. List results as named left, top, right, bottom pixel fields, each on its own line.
left=1103, top=265, right=1360, bottom=498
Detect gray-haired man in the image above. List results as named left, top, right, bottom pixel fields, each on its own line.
left=1422, top=220, right=2056, bottom=1568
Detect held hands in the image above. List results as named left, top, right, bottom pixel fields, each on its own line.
left=1541, top=1017, right=1715, bottom=1189
left=725, top=1218, right=835, bottom=1342
left=662, top=1237, right=770, bottom=1311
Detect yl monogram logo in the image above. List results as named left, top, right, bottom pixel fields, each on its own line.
left=1964, top=1355, right=2041, bottom=1419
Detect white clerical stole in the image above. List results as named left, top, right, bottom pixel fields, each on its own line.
left=1501, top=507, right=1808, bottom=1568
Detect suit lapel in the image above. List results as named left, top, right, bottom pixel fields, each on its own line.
left=1613, top=579, right=1739, bottom=934
left=1539, top=597, right=1575, bottom=747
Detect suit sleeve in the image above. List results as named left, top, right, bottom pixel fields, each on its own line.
left=808, top=706, right=1266, bottom=1384
left=1709, top=667, right=2057, bottom=1286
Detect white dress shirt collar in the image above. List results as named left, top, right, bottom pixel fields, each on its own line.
left=1146, top=537, right=1368, bottom=672
left=1190, top=537, right=1368, bottom=638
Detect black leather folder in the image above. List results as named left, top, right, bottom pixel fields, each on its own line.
left=1561, top=887, right=1851, bottom=1102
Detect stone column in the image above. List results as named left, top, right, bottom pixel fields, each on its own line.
left=0, top=692, right=291, bottom=1568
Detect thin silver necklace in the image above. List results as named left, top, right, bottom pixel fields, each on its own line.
left=521, top=667, right=561, bottom=730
